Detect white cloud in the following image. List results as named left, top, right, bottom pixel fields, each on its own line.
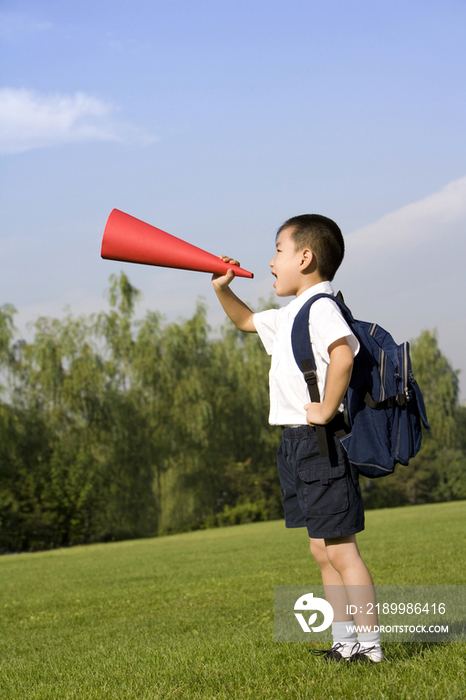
left=334, top=176, right=466, bottom=398
left=338, top=175, right=466, bottom=309
left=0, top=88, right=157, bottom=154
left=345, top=176, right=466, bottom=260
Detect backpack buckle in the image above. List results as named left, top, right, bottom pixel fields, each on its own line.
left=301, top=360, right=317, bottom=388
left=396, top=393, right=408, bottom=407
left=303, top=369, right=317, bottom=386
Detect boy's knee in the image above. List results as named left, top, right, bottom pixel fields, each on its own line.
left=309, top=537, right=328, bottom=566
left=325, top=537, right=360, bottom=571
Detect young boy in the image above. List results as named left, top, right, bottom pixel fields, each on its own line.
left=212, top=214, right=384, bottom=663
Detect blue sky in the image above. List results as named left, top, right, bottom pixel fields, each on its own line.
left=1, top=0, right=465, bottom=398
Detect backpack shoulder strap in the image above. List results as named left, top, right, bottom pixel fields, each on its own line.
left=291, top=292, right=349, bottom=372
left=291, top=292, right=348, bottom=458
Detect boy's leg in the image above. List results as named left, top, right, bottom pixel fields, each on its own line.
left=323, top=535, right=384, bottom=662
left=310, top=537, right=356, bottom=659
left=310, top=537, right=351, bottom=621
left=323, top=534, right=377, bottom=628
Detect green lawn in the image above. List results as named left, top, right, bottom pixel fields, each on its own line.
left=1, top=501, right=465, bottom=699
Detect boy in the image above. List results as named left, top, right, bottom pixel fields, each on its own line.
left=212, top=214, right=384, bottom=663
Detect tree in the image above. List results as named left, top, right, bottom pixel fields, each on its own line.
left=2, top=277, right=463, bottom=552
left=410, top=330, right=460, bottom=449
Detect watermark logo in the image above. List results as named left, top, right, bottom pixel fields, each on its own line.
left=275, top=585, right=465, bottom=643
left=294, top=592, right=334, bottom=633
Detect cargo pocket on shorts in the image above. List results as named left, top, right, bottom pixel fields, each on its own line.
left=297, top=459, right=349, bottom=516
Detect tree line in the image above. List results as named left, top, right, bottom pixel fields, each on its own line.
left=0, top=272, right=464, bottom=552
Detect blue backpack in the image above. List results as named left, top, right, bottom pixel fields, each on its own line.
left=291, top=293, right=430, bottom=479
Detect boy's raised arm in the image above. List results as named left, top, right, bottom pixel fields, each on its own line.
left=212, top=257, right=256, bottom=333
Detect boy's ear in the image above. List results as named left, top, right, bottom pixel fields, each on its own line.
left=299, top=248, right=314, bottom=271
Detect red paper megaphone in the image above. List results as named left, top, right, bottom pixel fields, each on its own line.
left=101, top=209, right=254, bottom=279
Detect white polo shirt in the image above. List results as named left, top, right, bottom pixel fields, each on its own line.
left=253, top=281, right=359, bottom=426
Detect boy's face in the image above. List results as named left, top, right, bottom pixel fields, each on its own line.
left=270, top=227, right=310, bottom=297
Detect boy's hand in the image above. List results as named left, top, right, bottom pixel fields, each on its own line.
left=211, top=256, right=256, bottom=333
left=212, top=256, right=240, bottom=291
left=304, top=402, right=332, bottom=426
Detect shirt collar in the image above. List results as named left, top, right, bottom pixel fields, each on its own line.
left=287, top=281, right=335, bottom=314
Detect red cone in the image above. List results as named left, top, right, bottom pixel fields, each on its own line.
left=101, top=209, right=254, bottom=279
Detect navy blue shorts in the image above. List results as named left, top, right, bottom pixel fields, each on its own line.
left=277, top=425, right=365, bottom=539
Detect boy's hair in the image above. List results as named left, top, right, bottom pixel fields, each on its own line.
left=277, top=214, right=344, bottom=281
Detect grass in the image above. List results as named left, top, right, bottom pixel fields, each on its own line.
left=0, top=501, right=465, bottom=699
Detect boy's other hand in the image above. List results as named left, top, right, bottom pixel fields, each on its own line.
left=212, top=256, right=240, bottom=290
left=304, top=402, right=333, bottom=426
